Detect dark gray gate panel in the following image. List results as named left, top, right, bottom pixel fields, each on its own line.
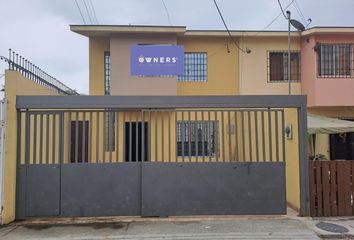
left=26, top=165, right=60, bottom=217
left=15, top=166, right=27, bottom=219
left=60, top=163, right=141, bottom=217
left=142, top=162, right=286, bottom=216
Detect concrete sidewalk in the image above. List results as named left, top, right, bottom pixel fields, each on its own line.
left=0, top=218, right=320, bottom=240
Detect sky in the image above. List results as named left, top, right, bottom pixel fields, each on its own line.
left=0, top=0, right=354, bottom=94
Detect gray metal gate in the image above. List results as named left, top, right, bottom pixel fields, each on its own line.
left=15, top=95, right=308, bottom=219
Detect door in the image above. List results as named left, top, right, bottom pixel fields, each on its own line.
left=125, top=122, right=148, bottom=162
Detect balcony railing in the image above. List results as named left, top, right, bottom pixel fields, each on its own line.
left=0, top=49, right=79, bottom=95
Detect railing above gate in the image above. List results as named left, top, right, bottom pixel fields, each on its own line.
left=0, top=49, right=79, bottom=95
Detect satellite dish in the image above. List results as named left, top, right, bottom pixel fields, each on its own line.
left=290, top=19, right=305, bottom=31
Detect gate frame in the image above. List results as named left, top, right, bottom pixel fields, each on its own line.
left=15, top=95, right=309, bottom=216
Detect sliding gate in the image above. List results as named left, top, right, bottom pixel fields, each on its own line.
left=15, top=96, right=308, bottom=219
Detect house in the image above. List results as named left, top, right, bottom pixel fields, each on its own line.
left=2, top=24, right=353, bottom=224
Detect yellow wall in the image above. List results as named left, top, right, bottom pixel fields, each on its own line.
left=2, top=70, right=60, bottom=224
left=239, top=36, right=301, bottom=95
left=89, top=37, right=110, bottom=95
left=177, top=37, right=239, bottom=95
left=284, top=108, right=301, bottom=210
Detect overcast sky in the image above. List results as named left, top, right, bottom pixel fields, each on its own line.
left=1, top=0, right=354, bottom=94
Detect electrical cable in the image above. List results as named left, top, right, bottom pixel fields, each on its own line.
left=213, top=0, right=249, bottom=53
left=88, top=0, right=99, bottom=24
left=161, top=0, right=172, bottom=26
left=277, top=0, right=288, bottom=19
left=82, top=0, right=93, bottom=24
left=74, top=0, right=86, bottom=24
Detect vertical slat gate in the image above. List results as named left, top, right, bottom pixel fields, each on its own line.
left=309, top=160, right=354, bottom=217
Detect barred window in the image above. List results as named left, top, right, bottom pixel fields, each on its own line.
left=104, top=112, right=115, bottom=152
left=268, top=51, right=301, bottom=82
left=104, top=52, right=110, bottom=95
left=178, top=52, right=207, bottom=82
left=317, top=44, right=353, bottom=77
left=176, top=121, right=218, bottom=157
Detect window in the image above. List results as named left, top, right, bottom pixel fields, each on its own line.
left=178, top=52, right=207, bottom=82
left=268, top=51, right=301, bottom=82
left=104, top=112, right=115, bottom=152
left=317, top=44, right=353, bottom=77
left=176, top=121, right=218, bottom=156
left=104, top=51, right=110, bottom=95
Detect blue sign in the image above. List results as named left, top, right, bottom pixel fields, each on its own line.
left=130, top=45, right=184, bottom=76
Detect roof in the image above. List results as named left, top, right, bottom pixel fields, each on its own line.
left=70, top=24, right=354, bottom=38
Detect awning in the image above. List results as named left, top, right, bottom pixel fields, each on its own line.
left=308, top=114, right=354, bottom=134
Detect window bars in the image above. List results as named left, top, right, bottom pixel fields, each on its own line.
left=316, top=44, right=353, bottom=78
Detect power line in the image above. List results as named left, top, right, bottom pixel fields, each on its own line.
left=88, top=0, right=99, bottom=24
left=82, top=0, right=93, bottom=24
left=249, top=0, right=295, bottom=36
left=161, top=0, right=172, bottom=26
left=294, top=0, right=307, bottom=23
left=213, top=0, right=249, bottom=53
left=74, top=0, right=86, bottom=24
left=277, top=0, right=288, bottom=19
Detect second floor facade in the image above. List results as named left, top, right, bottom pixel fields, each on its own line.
left=71, top=25, right=354, bottom=107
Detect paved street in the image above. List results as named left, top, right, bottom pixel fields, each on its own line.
left=0, top=218, right=321, bottom=240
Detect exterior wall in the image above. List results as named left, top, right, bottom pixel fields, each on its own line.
left=2, top=70, right=60, bottom=224
left=284, top=108, right=301, bottom=210
left=176, top=37, right=239, bottom=95
left=301, top=35, right=354, bottom=106
left=89, top=37, right=110, bottom=95
left=239, top=36, right=301, bottom=95
left=110, top=34, right=178, bottom=96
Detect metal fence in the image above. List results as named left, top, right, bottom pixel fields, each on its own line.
left=0, top=49, right=79, bottom=95
left=18, top=108, right=286, bottom=165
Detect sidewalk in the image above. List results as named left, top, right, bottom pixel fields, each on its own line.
left=0, top=216, right=321, bottom=240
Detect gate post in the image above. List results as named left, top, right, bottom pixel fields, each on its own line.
left=298, top=99, right=309, bottom=216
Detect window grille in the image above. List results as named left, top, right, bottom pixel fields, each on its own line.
left=268, top=51, right=301, bottom=82
left=317, top=44, right=353, bottom=78
left=176, top=121, right=218, bottom=156
left=178, top=52, right=207, bottom=82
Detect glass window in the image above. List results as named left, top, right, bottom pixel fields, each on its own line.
left=178, top=52, right=207, bottom=82
left=317, top=44, right=353, bottom=77
left=268, top=51, right=301, bottom=82
left=176, top=121, right=218, bottom=156
left=104, top=51, right=110, bottom=95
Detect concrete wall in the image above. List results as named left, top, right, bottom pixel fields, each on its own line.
left=89, top=37, right=110, bottom=95
left=239, top=36, right=301, bottom=95
left=177, top=37, right=239, bottom=95
left=2, top=70, right=60, bottom=224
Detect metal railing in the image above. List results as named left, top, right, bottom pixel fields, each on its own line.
left=0, top=49, right=79, bottom=95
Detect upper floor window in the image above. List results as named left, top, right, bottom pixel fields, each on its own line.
left=104, top=51, right=110, bottom=95
left=178, top=52, right=207, bottom=82
left=268, top=51, right=301, bottom=82
left=317, top=44, right=353, bottom=78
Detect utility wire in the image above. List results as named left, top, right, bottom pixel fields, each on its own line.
left=213, top=0, right=248, bottom=53
left=248, top=0, right=294, bottom=36
left=277, top=0, right=288, bottom=19
left=82, top=0, right=93, bottom=24
left=294, top=0, right=307, bottom=23
left=161, top=0, right=172, bottom=26
left=74, top=0, right=86, bottom=24
left=88, top=0, right=99, bottom=24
